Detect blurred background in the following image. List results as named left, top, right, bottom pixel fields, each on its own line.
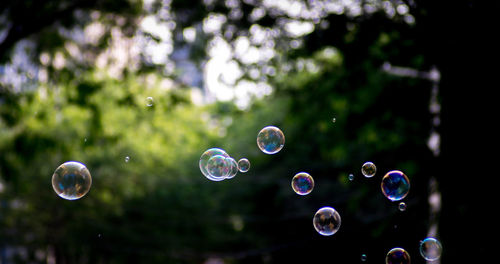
left=0, top=0, right=494, bottom=263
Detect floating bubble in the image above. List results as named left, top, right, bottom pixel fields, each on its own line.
left=381, top=170, right=410, bottom=201
left=361, top=254, right=367, bottom=262
left=419, top=237, right=442, bottom=261
left=313, top=207, right=341, bottom=236
left=361, top=161, right=376, bottom=178
left=52, top=161, right=92, bottom=200
left=225, top=157, right=238, bottom=179
left=257, top=126, right=285, bottom=154
left=348, top=173, right=354, bottom=181
left=238, top=158, right=250, bottom=173
left=207, top=155, right=231, bottom=178
left=125, top=156, right=130, bottom=163
left=146, top=96, right=154, bottom=107
left=332, top=117, right=336, bottom=123
left=291, top=172, right=314, bottom=195
left=199, top=148, right=230, bottom=181
left=386, top=248, right=410, bottom=264
left=398, top=202, right=407, bottom=211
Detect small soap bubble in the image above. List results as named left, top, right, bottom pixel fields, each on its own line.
left=207, top=155, right=231, bottom=178
left=257, top=126, right=285, bottom=154
left=348, top=173, right=354, bottom=181
left=361, top=161, right=376, bottom=178
left=146, top=96, right=154, bottom=107
left=291, top=172, right=314, bottom=195
left=238, top=158, right=250, bottom=173
left=225, top=157, right=238, bottom=179
left=313, top=207, right=341, bottom=236
left=52, top=161, right=92, bottom=200
left=386, top=248, right=410, bottom=264
left=125, top=156, right=130, bottom=163
left=332, top=117, right=336, bottom=123
left=381, top=170, right=410, bottom=201
left=398, top=202, right=407, bottom=211
left=419, top=237, right=442, bottom=261
left=361, top=254, right=367, bottom=262
left=199, top=148, right=230, bottom=181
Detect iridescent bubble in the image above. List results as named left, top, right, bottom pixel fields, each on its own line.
left=381, top=170, right=410, bottom=201
left=291, top=172, right=314, bottom=195
left=332, top=117, right=336, bottom=123
left=238, top=158, right=250, bottom=173
left=348, top=173, right=354, bottom=181
left=313, top=207, right=341, bottom=236
left=419, top=237, right=442, bottom=261
left=361, top=161, right=376, bottom=178
left=207, top=155, right=230, bottom=178
left=125, top=156, right=130, bottom=163
left=386, top=248, right=410, bottom=264
left=199, top=148, right=230, bottom=181
left=225, top=157, right=238, bottom=179
left=146, top=96, right=154, bottom=107
left=257, top=126, right=285, bottom=154
left=398, top=202, right=407, bottom=211
left=52, top=161, right=92, bottom=200
left=361, top=254, right=367, bottom=262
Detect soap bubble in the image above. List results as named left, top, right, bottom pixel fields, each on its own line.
left=419, top=237, right=442, bottom=261
left=361, top=161, right=376, bottom=178
left=225, top=157, right=239, bottom=179
left=386, top=248, right=410, bottom=264
left=257, top=126, right=285, bottom=154
left=207, top=155, right=231, bottom=178
left=199, top=148, right=230, bottom=181
left=381, top=170, right=410, bottom=201
left=332, top=117, right=336, bottom=123
left=52, top=161, right=92, bottom=200
left=291, top=172, right=314, bottom=195
left=146, top=97, right=154, bottom=106
left=361, top=254, right=367, bottom=261
left=125, top=156, right=130, bottom=163
left=313, top=207, right=341, bottom=236
left=398, top=202, right=407, bottom=211
left=348, top=173, right=354, bottom=181
left=237, top=158, right=250, bottom=173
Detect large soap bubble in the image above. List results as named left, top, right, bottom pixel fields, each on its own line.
left=386, top=247, right=410, bottom=264
left=313, top=207, right=341, bottom=236
left=52, top=161, right=92, bottom=200
left=291, top=172, right=314, bottom=195
left=381, top=170, right=410, bottom=201
left=257, top=126, right=285, bottom=154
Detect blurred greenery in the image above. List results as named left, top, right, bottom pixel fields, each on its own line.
left=0, top=0, right=494, bottom=263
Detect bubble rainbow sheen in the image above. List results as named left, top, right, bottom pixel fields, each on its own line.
left=257, top=126, right=285, bottom=154
left=237, top=158, right=250, bottom=173
left=419, top=237, right=442, bottom=261
left=386, top=247, right=411, bottom=264
left=291, top=172, right=314, bottom=195
left=381, top=170, right=410, bottom=201
left=361, top=161, right=376, bottom=178
left=225, top=157, right=239, bottom=179
left=313, top=207, right=341, bottom=236
left=199, top=148, right=229, bottom=181
left=52, top=161, right=92, bottom=200
left=207, top=155, right=231, bottom=178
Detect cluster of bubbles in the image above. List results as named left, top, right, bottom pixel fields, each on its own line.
left=51, top=161, right=92, bottom=200
left=51, top=121, right=439, bottom=262
left=199, top=148, right=250, bottom=181
left=384, top=237, right=442, bottom=264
